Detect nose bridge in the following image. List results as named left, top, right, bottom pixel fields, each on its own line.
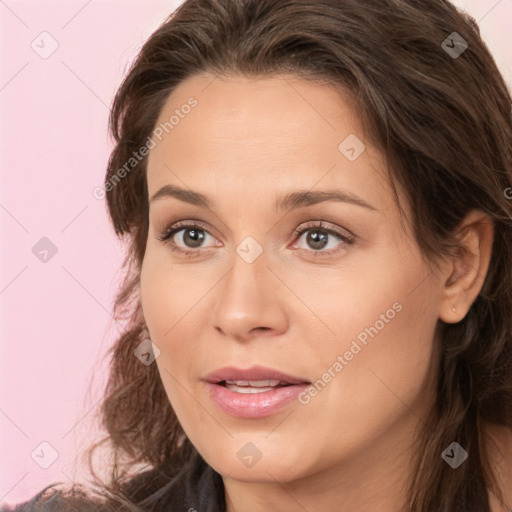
left=212, top=241, right=288, bottom=339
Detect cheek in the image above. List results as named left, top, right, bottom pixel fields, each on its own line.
left=140, top=248, right=206, bottom=342
left=310, top=269, right=439, bottom=443
left=139, top=253, right=201, bottom=421
left=139, top=248, right=216, bottom=395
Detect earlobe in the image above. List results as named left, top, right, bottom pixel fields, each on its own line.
left=439, top=211, right=494, bottom=324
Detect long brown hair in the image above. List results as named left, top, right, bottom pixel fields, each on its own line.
left=21, top=1, right=512, bottom=511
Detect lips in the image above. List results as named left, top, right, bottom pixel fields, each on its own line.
left=204, top=365, right=309, bottom=386
left=203, top=365, right=310, bottom=418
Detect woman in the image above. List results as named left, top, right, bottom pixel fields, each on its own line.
left=4, top=0, right=512, bottom=510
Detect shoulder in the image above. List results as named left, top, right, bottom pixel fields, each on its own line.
left=120, top=452, right=224, bottom=510
left=1, top=483, right=103, bottom=512
left=119, top=451, right=225, bottom=511
left=1, top=451, right=224, bottom=512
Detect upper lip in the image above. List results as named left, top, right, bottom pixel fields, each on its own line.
left=204, top=365, right=310, bottom=385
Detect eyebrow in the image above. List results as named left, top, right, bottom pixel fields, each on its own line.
left=150, top=184, right=377, bottom=212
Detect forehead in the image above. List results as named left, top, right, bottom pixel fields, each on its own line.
left=146, top=73, right=392, bottom=212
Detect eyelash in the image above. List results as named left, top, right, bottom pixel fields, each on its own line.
left=156, top=220, right=355, bottom=258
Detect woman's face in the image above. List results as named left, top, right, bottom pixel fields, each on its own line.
left=140, top=73, right=444, bottom=484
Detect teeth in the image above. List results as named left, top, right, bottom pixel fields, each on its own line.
left=223, top=379, right=288, bottom=394
left=225, top=384, right=276, bottom=394
left=224, top=379, right=282, bottom=387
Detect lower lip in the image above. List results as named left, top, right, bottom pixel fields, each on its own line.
left=206, top=382, right=309, bottom=418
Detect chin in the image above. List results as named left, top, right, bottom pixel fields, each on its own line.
left=201, top=442, right=311, bottom=483
left=214, top=459, right=301, bottom=483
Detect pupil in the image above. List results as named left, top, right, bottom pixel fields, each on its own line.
left=308, top=230, right=328, bottom=250
left=184, top=229, right=204, bottom=248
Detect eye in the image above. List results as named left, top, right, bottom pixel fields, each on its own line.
left=157, top=220, right=220, bottom=258
left=157, top=219, right=354, bottom=259
left=291, top=221, right=354, bottom=257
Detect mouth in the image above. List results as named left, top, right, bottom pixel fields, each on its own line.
left=204, top=365, right=309, bottom=386
left=204, top=366, right=311, bottom=418
left=220, top=379, right=295, bottom=394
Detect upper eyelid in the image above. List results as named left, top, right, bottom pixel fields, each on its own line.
left=294, top=220, right=354, bottom=238
left=160, top=219, right=214, bottom=236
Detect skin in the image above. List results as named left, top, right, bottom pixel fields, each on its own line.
left=139, top=73, right=507, bottom=512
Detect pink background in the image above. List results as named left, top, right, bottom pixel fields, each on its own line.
left=1, top=0, right=511, bottom=506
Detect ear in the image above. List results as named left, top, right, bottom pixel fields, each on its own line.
left=439, top=210, right=494, bottom=323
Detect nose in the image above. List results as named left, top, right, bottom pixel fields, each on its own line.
left=212, top=248, right=289, bottom=343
